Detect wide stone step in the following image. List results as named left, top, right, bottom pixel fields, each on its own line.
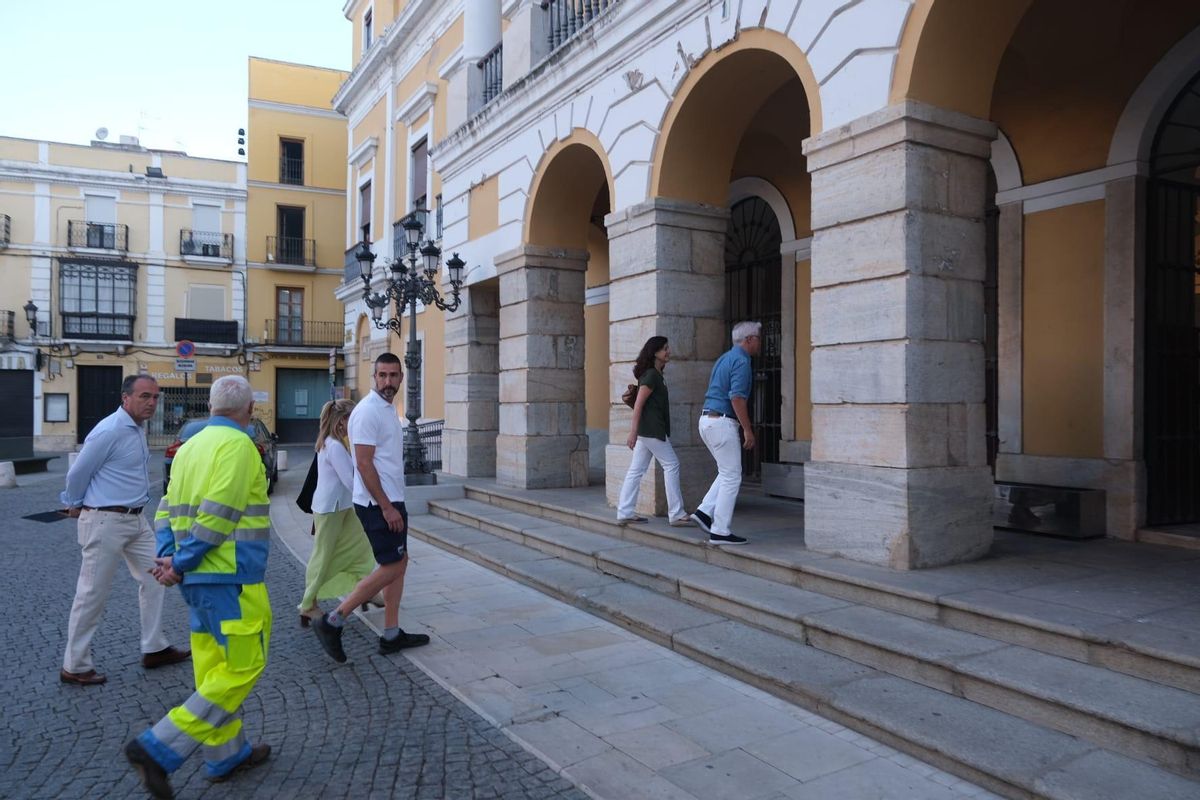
left=453, top=486, right=1200, bottom=696
left=408, top=513, right=1200, bottom=800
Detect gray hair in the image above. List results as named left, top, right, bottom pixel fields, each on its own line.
left=731, top=320, right=762, bottom=345
left=209, top=375, right=254, bottom=416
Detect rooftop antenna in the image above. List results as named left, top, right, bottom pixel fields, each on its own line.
left=95, top=127, right=109, bottom=141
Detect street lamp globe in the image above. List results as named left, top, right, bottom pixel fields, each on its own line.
left=23, top=300, right=38, bottom=329
left=356, top=241, right=375, bottom=283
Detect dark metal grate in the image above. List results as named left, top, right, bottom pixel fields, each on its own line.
left=478, top=43, right=503, bottom=106
left=68, top=220, right=128, bottom=251
left=419, top=419, right=443, bottom=471
left=180, top=229, right=233, bottom=260
left=724, top=197, right=782, bottom=481
left=543, top=0, right=619, bottom=54
left=267, top=235, right=315, bottom=266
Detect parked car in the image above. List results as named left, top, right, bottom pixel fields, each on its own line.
left=163, top=417, right=279, bottom=495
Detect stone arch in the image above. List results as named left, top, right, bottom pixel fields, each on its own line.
left=990, top=130, right=1023, bottom=193
left=524, top=129, right=615, bottom=249
left=1108, top=24, right=1200, bottom=166
left=650, top=30, right=820, bottom=207
left=727, top=177, right=797, bottom=243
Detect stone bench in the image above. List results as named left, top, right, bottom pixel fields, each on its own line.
left=2, top=455, right=57, bottom=475
left=993, top=481, right=1105, bottom=539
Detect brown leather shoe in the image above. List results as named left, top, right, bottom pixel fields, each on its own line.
left=206, top=742, right=271, bottom=783
left=60, top=668, right=107, bottom=686
left=141, top=646, right=191, bottom=669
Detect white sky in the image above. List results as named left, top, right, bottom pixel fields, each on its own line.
left=0, top=0, right=350, bottom=161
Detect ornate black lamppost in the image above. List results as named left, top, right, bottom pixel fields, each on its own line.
left=356, top=211, right=464, bottom=485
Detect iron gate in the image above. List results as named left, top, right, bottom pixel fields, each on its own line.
left=724, top=197, right=782, bottom=480
left=1145, top=179, right=1200, bottom=526
left=147, top=387, right=210, bottom=447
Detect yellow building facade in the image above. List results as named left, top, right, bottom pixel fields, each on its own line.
left=0, top=133, right=246, bottom=452
left=245, top=57, right=350, bottom=443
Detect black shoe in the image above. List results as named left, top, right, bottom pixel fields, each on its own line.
left=379, top=630, right=431, bottom=654
left=206, top=743, right=271, bottom=783
left=709, top=532, right=748, bottom=546
left=690, top=510, right=713, bottom=534
left=125, top=738, right=174, bottom=799
left=312, top=615, right=347, bottom=663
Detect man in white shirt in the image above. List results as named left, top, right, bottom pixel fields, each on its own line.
left=312, top=353, right=430, bottom=661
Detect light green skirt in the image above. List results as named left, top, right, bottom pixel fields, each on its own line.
left=298, top=507, right=376, bottom=611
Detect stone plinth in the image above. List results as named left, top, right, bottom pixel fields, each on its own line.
left=603, top=198, right=729, bottom=509
left=495, top=246, right=589, bottom=489
left=803, top=101, right=997, bottom=570
left=444, top=283, right=500, bottom=477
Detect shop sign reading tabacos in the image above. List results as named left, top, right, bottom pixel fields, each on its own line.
left=146, top=361, right=245, bottom=385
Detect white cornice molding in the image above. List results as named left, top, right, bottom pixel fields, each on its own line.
left=396, top=82, right=439, bottom=126
left=248, top=98, right=345, bottom=121
left=0, top=162, right=246, bottom=199
left=334, top=0, right=461, bottom=114
left=246, top=180, right=346, bottom=196
left=438, top=44, right=465, bottom=79
left=343, top=0, right=364, bottom=21
left=348, top=136, right=379, bottom=168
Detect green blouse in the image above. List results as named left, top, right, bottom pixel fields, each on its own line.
left=636, top=367, right=670, bottom=440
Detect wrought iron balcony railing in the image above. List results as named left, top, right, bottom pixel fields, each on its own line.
left=263, top=319, right=343, bottom=347
left=174, top=317, right=239, bottom=345
left=542, top=0, right=619, bottom=53
left=478, top=43, right=503, bottom=105
left=419, top=419, right=443, bottom=471
left=280, top=156, right=304, bottom=186
left=0, top=214, right=10, bottom=248
left=267, top=235, right=315, bottom=266
left=68, top=220, right=129, bottom=251
left=180, top=229, right=233, bottom=260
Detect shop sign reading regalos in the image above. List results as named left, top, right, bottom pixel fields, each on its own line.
left=146, top=361, right=246, bottom=386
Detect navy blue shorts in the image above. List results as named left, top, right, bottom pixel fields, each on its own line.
left=354, top=501, right=408, bottom=565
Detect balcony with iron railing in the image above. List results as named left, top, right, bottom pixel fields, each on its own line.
left=345, top=243, right=365, bottom=284
left=68, top=220, right=129, bottom=251
left=266, top=235, right=315, bottom=267
left=543, top=0, right=620, bottom=53
left=180, top=229, right=233, bottom=261
left=280, top=156, right=304, bottom=186
left=263, top=319, right=343, bottom=347
left=478, top=42, right=503, bottom=106
left=0, top=310, right=13, bottom=342
left=0, top=214, right=10, bottom=248
left=174, top=317, right=239, bottom=345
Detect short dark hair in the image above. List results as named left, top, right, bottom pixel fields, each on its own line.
left=121, top=374, right=156, bottom=395
left=375, top=352, right=401, bottom=370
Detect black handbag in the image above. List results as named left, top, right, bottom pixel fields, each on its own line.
left=295, top=452, right=319, bottom=514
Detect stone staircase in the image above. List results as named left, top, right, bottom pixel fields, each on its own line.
left=408, top=484, right=1200, bottom=800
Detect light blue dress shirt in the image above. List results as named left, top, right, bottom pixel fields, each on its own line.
left=61, top=406, right=151, bottom=508
left=702, top=346, right=753, bottom=417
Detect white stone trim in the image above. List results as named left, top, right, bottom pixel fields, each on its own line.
left=349, top=136, right=379, bottom=169
left=395, top=82, right=439, bottom=126
left=727, top=176, right=797, bottom=242
left=1108, top=24, right=1200, bottom=167
left=246, top=180, right=345, bottom=196
left=782, top=236, right=812, bottom=260
left=990, top=130, right=1022, bottom=194
left=585, top=284, right=609, bottom=306
left=383, top=71, right=397, bottom=261
left=438, top=44, right=466, bottom=79
left=343, top=0, right=364, bottom=20
left=995, top=162, right=1142, bottom=213
left=248, top=98, right=346, bottom=121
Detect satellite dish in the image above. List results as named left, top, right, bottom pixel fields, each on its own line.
left=95, top=127, right=109, bottom=141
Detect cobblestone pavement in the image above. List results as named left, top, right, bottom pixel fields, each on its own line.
left=0, top=461, right=588, bottom=800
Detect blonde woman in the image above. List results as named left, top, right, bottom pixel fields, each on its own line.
left=298, top=399, right=378, bottom=627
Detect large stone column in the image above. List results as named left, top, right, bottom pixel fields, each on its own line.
left=803, top=102, right=997, bottom=569
left=605, top=199, right=729, bottom=514
left=495, top=246, right=589, bottom=488
left=444, top=283, right=499, bottom=477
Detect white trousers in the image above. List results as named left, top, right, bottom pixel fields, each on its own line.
left=616, top=436, right=686, bottom=522
left=63, top=509, right=169, bottom=672
left=697, top=416, right=743, bottom=535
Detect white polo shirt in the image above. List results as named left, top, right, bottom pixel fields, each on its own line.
left=347, top=389, right=406, bottom=506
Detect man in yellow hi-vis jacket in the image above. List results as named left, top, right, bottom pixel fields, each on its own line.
left=124, top=375, right=272, bottom=799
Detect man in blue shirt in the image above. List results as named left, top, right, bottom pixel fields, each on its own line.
left=690, top=321, right=761, bottom=544
left=60, top=374, right=189, bottom=686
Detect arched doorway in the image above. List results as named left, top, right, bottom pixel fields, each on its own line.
left=724, top=196, right=782, bottom=480
left=1145, top=68, right=1200, bottom=526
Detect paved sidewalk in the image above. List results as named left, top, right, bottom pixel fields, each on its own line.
left=1, top=455, right=585, bottom=800
left=271, top=459, right=1000, bottom=800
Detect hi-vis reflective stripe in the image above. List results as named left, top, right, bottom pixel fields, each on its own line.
left=150, top=715, right=191, bottom=754
left=183, top=692, right=234, bottom=728
left=199, top=499, right=241, bottom=522
left=203, top=731, right=246, bottom=763
left=183, top=524, right=271, bottom=545
left=170, top=504, right=200, bottom=518
left=244, top=504, right=271, bottom=517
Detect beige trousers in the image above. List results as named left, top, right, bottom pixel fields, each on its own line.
left=63, top=509, right=169, bottom=672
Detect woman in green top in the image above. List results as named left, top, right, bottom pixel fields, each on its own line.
left=616, top=336, right=692, bottom=526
